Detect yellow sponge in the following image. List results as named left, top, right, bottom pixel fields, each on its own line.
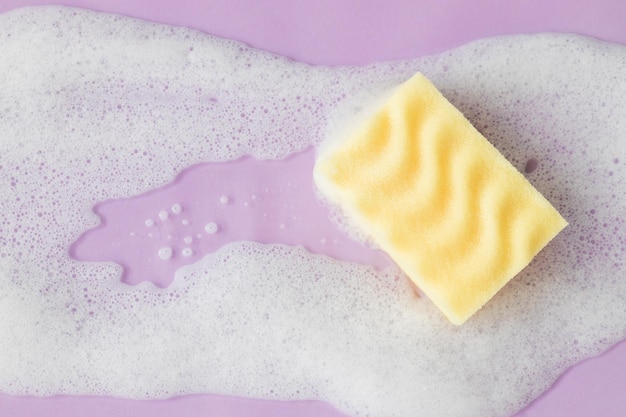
left=314, top=72, right=567, bottom=325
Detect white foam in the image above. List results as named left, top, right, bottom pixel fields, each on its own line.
left=1, top=6, right=626, bottom=417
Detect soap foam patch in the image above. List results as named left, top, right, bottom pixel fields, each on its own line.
left=1, top=6, right=626, bottom=417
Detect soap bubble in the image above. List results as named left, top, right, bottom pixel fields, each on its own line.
left=171, top=203, right=182, bottom=214
left=204, top=222, right=219, bottom=234
left=157, top=246, right=173, bottom=260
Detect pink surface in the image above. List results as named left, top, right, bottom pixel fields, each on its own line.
left=70, top=149, right=387, bottom=287
left=1, top=0, right=626, bottom=416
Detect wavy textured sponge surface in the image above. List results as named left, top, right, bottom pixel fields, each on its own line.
left=314, top=72, right=568, bottom=325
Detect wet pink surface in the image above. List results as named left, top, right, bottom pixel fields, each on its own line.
left=0, top=394, right=350, bottom=417
left=1, top=0, right=626, bottom=416
left=70, top=148, right=387, bottom=287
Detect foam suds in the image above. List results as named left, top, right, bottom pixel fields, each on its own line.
left=1, top=6, right=626, bottom=417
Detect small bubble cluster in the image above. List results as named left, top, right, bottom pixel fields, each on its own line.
left=1, top=7, right=626, bottom=417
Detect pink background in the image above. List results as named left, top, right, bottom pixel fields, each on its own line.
left=1, top=0, right=626, bottom=416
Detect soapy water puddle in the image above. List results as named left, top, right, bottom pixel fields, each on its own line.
left=70, top=148, right=389, bottom=287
